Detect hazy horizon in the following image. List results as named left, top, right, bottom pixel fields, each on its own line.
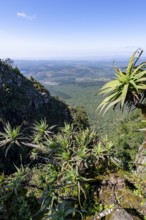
left=13, top=55, right=134, bottom=61
left=1, top=0, right=146, bottom=59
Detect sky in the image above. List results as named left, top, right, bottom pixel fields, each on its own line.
left=0, top=0, right=146, bottom=59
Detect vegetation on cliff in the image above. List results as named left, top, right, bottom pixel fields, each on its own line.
left=0, top=54, right=146, bottom=220
left=0, top=59, right=89, bottom=173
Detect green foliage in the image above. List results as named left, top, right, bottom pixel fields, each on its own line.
left=32, top=119, right=55, bottom=144
left=0, top=166, right=36, bottom=220
left=47, top=201, right=82, bottom=220
left=30, top=123, right=120, bottom=218
left=69, top=106, right=89, bottom=129
left=1, top=54, right=146, bottom=219
left=13, top=66, right=21, bottom=75
left=30, top=76, right=49, bottom=93
left=0, top=58, right=23, bottom=77
left=96, top=50, right=146, bottom=176
left=109, top=110, right=144, bottom=170
left=0, top=122, right=26, bottom=157
left=97, top=49, right=146, bottom=114
left=0, top=58, right=13, bottom=70
left=0, top=121, right=146, bottom=219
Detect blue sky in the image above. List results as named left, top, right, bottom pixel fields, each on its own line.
left=0, top=0, right=146, bottom=59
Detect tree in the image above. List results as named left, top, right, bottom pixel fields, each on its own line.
left=5, top=58, right=14, bottom=65
left=97, top=49, right=146, bottom=175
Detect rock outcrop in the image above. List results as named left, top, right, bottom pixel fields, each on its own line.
left=135, top=139, right=146, bottom=179
left=86, top=171, right=146, bottom=220
left=105, top=209, right=134, bottom=220
left=0, top=60, right=73, bottom=128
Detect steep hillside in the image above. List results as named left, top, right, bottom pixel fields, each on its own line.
left=0, top=59, right=88, bottom=129
left=0, top=59, right=89, bottom=173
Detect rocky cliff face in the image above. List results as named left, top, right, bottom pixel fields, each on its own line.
left=0, top=60, right=73, bottom=128
left=0, top=59, right=89, bottom=173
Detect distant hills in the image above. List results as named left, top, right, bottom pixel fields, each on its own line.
left=14, top=59, right=129, bottom=86
left=14, top=59, right=130, bottom=131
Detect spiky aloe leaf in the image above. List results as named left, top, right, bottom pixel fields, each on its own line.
left=132, top=62, right=146, bottom=75
left=97, top=90, right=122, bottom=114
left=112, top=66, right=120, bottom=75
left=118, top=69, right=127, bottom=80
left=99, top=80, right=121, bottom=90
left=129, top=80, right=138, bottom=92
left=134, top=70, right=146, bottom=80
left=98, top=80, right=121, bottom=95
left=103, top=97, right=122, bottom=114
left=97, top=92, right=120, bottom=112
left=136, top=77, right=146, bottom=82
left=137, top=85, right=146, bottom=90
left=121, top=84, right=129, bottom=107
left=126, top=50, right=137, bottom=74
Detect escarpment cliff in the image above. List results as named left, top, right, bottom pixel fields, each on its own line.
left=0, top=59, right=85, bottom=128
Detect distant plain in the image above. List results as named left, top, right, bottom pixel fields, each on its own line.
left=15, top=59, right=132, bottom=134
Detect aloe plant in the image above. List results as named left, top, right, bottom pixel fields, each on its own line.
left=48, top=201, right=82, bottom=220
left=97, top=49, right=146, bottom=114
left=32, top=119, right=56, bottom=144
left=97, top=49, right=146, bottom=174
left=0, top=122, right=26, bottom=157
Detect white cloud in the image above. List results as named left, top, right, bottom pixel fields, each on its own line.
left=16, top=12, right=36, bottom=20
left=17, top=12, right=26, bottom=18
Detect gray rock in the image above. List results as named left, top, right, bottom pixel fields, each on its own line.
left=106, top=208, right=134, bottom=220
left=135, top=140, right=146, bottom=177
